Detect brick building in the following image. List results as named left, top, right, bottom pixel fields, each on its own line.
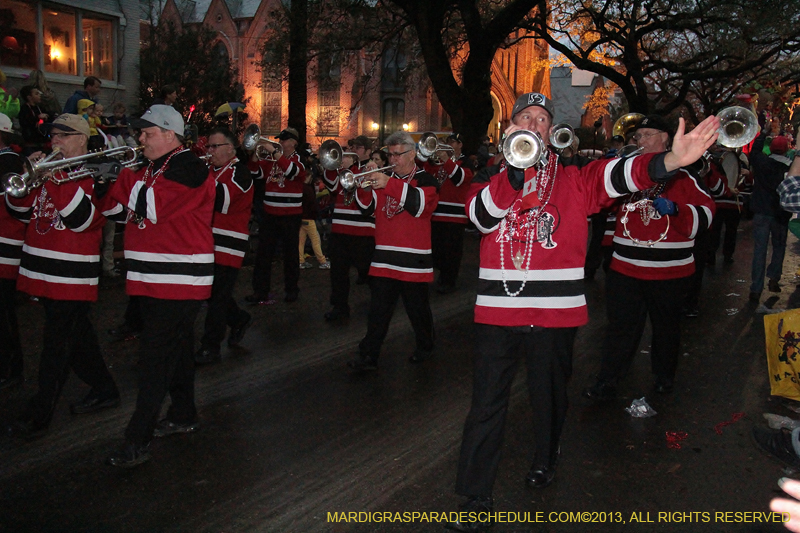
left=153, top=0, right=550, bottom=149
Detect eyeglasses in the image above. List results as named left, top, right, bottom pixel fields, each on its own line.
left=387, top=149, right=412, bottom=158
left=51, top=132, right=81, bottom=139
left=206, top=143, right=232, bottom=150
left=632, top=132, right=662, bottom=141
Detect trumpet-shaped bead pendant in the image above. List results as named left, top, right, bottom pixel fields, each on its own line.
left=512, top=250, right=525, bottom=271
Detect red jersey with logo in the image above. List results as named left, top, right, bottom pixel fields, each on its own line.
left=249, top=152, right=305, bottom=216
left=323, top=160, right=376, bottom=236
left=212, top=159, right=253, bottom=268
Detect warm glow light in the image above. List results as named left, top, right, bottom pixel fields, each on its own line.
left=371, top=122, right=379, bottom=131
left=402, top=123, right=410, bottom=131
left=50, top=47, right=61, bottom=60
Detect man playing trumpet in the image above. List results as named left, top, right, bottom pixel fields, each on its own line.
left=5, top=114, right=120, bottom=440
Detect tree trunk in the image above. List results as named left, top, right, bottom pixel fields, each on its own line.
left=289, top=0, right=308, bottom=144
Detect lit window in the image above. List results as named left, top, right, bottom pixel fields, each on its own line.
left=83, top=16, right=113, bottom=79
left=44, top=8, right=77, bottom=75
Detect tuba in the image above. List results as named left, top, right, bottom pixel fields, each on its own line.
left=612, top=113, right=646, bottom=140
left=2, top=145, right=142, bottom=198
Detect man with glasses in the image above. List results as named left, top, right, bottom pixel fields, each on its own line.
left=447, top=97, right=719, bottom=532
left=322, top=134, right=376, bottom=322
left=5, top=114, right=120, bottom=439
left=194, top=128, right=254, bottom=365
left=347, top=131, right=439, bottom=371
left=584, top=115, right=716, bottom=402
left=101, top=105, right=214, bottom=467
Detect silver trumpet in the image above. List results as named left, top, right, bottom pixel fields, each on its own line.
left=338, top=165, right=394, bottom=206
left=319, top=139, right=359, bottom=171
left=2, top=145, right=142, bottom=198
left=417, top=132, right=454, bottom=165
left=549, top=123, right=575, bottom=151
left=501, top=129, right=547, bottom=169
left=242, top=124, right=282, bottom=161
left=716, top=106, right=759, bottom=148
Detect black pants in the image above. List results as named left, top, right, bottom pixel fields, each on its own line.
left=201, top=264, right=246, bottom=351
left=585, top=213, right=606, bottom=276
left=125, top=298, right=201, bottom=446
left=709, top=208, right=741, bottom=261
left=685, top=229, right=711, bottom=309
left=252, top=214, right=301, bottom=297
left=328, top=233, right=374, bottom=313
left=598, top=270, right=688, bottom=385
left=455, top=324, right=577, bottom=498
left=0, top=278, right=23, bottom=379
left=123, top=295, right=143, bottom=331
left=358, top=277, right=434, bottom=360
left=431, top=221, right=465, bottom=287
left=25, top=299, right=118, bottom=426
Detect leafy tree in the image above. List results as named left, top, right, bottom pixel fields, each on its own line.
left=139, top=20, right=247, bottom=135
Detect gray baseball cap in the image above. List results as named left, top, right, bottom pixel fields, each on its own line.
left=511, top=92, right=555, bottom=121
left=131, top=105, right=185, bottom=136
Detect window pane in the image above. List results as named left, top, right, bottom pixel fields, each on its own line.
left=0, top=1, right=38, bottom=69
left=43, top=6, right=77, bottom=75
left=83, top=16, right=113, bottom=80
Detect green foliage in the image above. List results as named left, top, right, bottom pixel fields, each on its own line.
left=138, top=21, right=249, bottom=135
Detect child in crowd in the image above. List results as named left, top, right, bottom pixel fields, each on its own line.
left=78, top=99, right=104, bottom=150
left=299, top=171, right=330, bottom=270
left=106, top=102, right=134, bottom=147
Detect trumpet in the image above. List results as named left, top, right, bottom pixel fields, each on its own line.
left=319, top=139, right=359, bottom=171
left=242, top=124, right=282, bottom=161
left=716, top=106, right=759, bottom=148
left=549, top=123, right=575, bottom=151
left=2, top=145, right=142, bottom=198
left=501, top=129, right=547, bottom=169
left=417, top=132, right=454, bottom=165
left=338, top=165, right=394, bottom=206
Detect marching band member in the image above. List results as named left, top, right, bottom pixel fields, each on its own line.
left=102, top=105, right=214, bottom=467
left=5, top=114, right=119, bottom=440
left=424, top=133, right=473, bottom=294
left=584, top=115, right=716, bottom=400
left=322, top=135, right=376, bottom=321
left=347, top=131, right=439, bottom=371
left=195, top=128, right=254, bottom=365
left=0, top=113, right=26, bottom=389
left=447, top=94, right=719, bottom=532
left=246, top=127, right=305, bottom=304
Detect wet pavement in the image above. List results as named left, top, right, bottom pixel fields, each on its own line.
left=1, top=220, right=800, bottom=532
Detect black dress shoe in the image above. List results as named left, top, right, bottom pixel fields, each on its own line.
left=153, top=418, right=200, bottom=438
left=70, top=390, right=121, bottom=415
left=228, top=312, right=252, bottom=347
left=324, top=308, right=350, bottom=322
left=526, top=464, right=556, bottom=488
left=654, top=377, right=674, bottom=394
left=445, top=496, right=493, bottom=532
left=348, top=356, right=378, bottom=372
left=582, top=380, right=616, bottom=401
left=195, top=348, right=221, bottom=366
left=0, top=373, right=23, bottom=390
left=106, top=442, right=152, bottom=468
left=752, top=426, right=800, bottom=469
left=409, top=349, right=434, bottom=363
left=245, top=294, right=274, bottom=305
left=7, top=419, right=48, bottom=441
left=108, top=323, right=141, bottom=342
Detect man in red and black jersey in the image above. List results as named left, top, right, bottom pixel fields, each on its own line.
left=347, top=131, right=439, bottom=371
left=0, top=113, right=25, bottom=390
left=5, top=114, right=119, bottom=440
left=246, top=127, right=305, bottom=304
left=194, top=128, right=254, bottom=365
left=422, top=133, right=473, bottom=294
left=322, top=135, right=376, bottom=321
left=583, top=115, right=715, bottom=402
left=447, top=94, right=720, bottom=532
left=101, top=105, right=214, bottom=468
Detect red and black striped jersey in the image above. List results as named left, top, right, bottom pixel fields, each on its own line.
left=249, top=152, right=305, bottom=216
left=211, top=159, right=253, bottom=268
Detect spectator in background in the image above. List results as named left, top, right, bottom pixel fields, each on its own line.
left=26, top=70, right=61, bottom=116
left=0, top=68, right=20, bottom=119
left=18, top=86, right=51, bottom=153
left=605, top=135, right=625, bottom=158
left=152, top=85, right=177, bottom=107
left=748, top=131, right=792, bottom=302
left=64, top=76, right=101, bottom=115
left=107, top=103, right=135, bottom=147
left=299, top=173, right=330, bottom=270
left=371, top=149, right=389, bottom=168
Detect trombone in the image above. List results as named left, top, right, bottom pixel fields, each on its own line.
left=417, top=132, right=454, bottom=165
left=242, top=124, right=282, bottom=161
left=2, top=145, right=142, bottom=198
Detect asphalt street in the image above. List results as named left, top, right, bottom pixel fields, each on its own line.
left=1, top=219, right=799, bottom=533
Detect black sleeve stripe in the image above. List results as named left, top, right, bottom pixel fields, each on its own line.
left=60, top=195, right=94, bottom=230
left=470, top=186, right=505, bottom=233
